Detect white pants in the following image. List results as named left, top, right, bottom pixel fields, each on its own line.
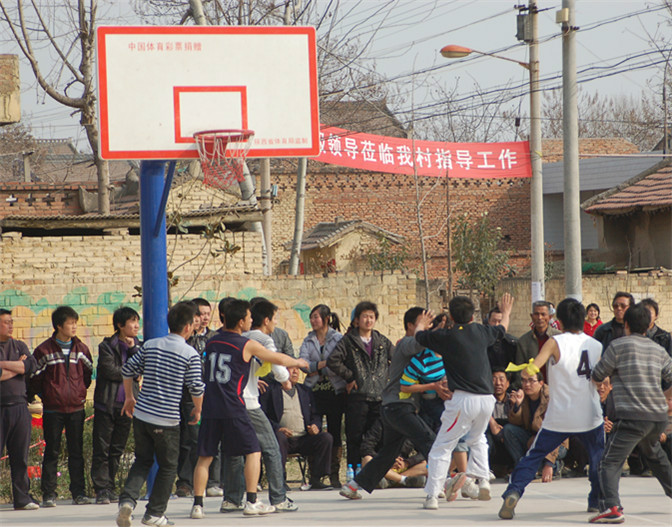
left=424, top=390, right=495, bottom=497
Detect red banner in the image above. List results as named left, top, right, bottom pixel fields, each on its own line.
left=316, top=126, right=532, bottom=179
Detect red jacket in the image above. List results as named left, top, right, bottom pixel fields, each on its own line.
left=31, top=334, right=93, bottom=413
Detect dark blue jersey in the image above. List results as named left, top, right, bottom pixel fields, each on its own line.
left=202, top=330, right=251, bottom=419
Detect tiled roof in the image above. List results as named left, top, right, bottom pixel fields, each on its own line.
left=582, top=160, right=672, bottom=215
left=296, top=219, right=404, bottom=250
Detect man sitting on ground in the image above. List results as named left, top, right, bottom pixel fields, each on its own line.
left=260, top=366, right=333, bottom=490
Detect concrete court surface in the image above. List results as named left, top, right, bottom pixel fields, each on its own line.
left=1, top=477, right=670, bottom=527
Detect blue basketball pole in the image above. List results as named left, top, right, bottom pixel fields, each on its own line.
left=139, top=160, right=171, bottom=339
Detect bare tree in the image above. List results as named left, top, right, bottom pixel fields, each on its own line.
left=541, top=88, right=662, bottom=151
left=0, top=1, right=110, bottom=213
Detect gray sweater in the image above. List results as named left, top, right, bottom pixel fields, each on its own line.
left=592, top=333, right=672, bottom=422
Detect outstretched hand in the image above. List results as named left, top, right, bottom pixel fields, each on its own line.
left=498, top=292, right=514, bottom=315
left=414, top=310, right=434, bottom=334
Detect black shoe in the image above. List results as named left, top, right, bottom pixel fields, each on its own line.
left=309, top=480, right=331, bottom=490
left=96, top=491, right=111, bottom=505
left=175, top=485, right=192, bottom=498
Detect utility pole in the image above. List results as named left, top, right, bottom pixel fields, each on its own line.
left=289, top=158, right=307, bottom=275
left=560, top=0, right=582, bottom=300
left=527, top=0, right=545, bottom=303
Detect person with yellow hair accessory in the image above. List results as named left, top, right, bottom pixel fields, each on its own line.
left=498, top=298, right=604, bottom=520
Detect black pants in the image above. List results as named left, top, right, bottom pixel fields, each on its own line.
left=313, top=388, right=345, bottom=450
left=0, top=404, right=33, bottom=508
left=354, top=402, right=436, bottom=493
left=599, top=419, right=672, bottom=509
left=175, top=394, right=199, bottom=489
left=119, top=418, right=180, bottom=517
left=345, top=398, right=380, bottom=466
left=275, top=431, right=333, bottom=482
left=42, top=410, right=86, bottom=499
left=90, top=407, right=132, bottom=493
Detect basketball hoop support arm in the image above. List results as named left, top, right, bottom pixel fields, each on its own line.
left=140, top=160, right=170, bottom=339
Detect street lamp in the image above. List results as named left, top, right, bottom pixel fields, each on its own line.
left=440, top=41, right=545, bottom=303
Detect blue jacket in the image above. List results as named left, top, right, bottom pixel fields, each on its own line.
left=260, top=381, right=321, bottom=433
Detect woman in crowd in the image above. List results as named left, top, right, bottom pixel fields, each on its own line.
left=584, top=303, right=602, bottom=337
left=299, top=304, right=345, bottom=487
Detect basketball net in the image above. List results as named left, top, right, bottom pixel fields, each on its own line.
left=193, top=129, right=255, bottom=189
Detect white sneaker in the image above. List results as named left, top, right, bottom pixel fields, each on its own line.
left=437, top=491, right=446, bottom=499
left=489, top=470, right=497, bottom=482
left=461, top=477, right=479, bottom=499
left=190, top=504, right=204, bottom=519
left=206, top=487, right=223, bottom=497
left=220, top=500, right=243, bottom=513
left=478, top=478, right=491, bottom=501
left=339, top=482, right=362, bottom=500
left=273, top=498, right=298, bottom=512
left=243, top=500, right=275, bottom=516
left=423, top=495, right=439, bottom=510
left=444, top=472, right=467, bottom=502
left=116, top=502, right=134, bottom=527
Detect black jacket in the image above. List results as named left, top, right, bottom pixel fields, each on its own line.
left=594, top=318, right=626, bottom=353
left=93, top=334, right=140, bottom=413
left=327, top=328, right=394, bottom=402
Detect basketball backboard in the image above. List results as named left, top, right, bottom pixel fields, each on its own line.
left=96, top=26, right=319, bottom=160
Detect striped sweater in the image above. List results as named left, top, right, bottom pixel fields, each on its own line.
left=399, top=348, right=445, bottom=399
left=122, top=333, right=205, bottom=427
left=592, top=333, right=672, bottom=422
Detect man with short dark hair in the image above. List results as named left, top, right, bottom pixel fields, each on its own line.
left=116, top=302, right=205, bottom=527
left=486, top=367, right=513, bottom=475
left=641, top=298, right=672, bottom=357
left=590, top=303, right=672, bottom=524
left=499, top=298, right=604, bottom=520
left=515, top=301, right=560, bottom=386
left=593, top=292, right=635, bottom=353
left=414, top=293, right=514, bottom=510
left=91, top=307, right=141, bottom=505
left=0, top=308, right=39, bottom=510
left=31, top=305, right=93, bottom=508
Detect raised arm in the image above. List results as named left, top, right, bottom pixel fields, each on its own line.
left=498, top=293, right=514, bottom=332
left=246, top=339, right=308, bottom=370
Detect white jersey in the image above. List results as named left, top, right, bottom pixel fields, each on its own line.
left=541, top=332, right=603, bottom=433
left=242, top=329, right=289, bottom=410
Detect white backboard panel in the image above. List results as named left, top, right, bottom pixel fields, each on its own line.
left=96, top=26, right=319, bottom=160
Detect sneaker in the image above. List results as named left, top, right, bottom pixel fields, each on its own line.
left=423, top=495, right=439, bottom=510
left=73, top=495, right=91, bottom=505
left=175, top=484, right=192, bottom=498
left=437, top=491, right=446, bottom=499
left=444, top=472, right=467, bottom=502
left=461, top=477, right=479, bottom=499
left=330, top=474, right=342, bottom=488
left=243, top=500, right=275, bottom=516
left=587, top=506, right=600, bottom=513
left=339, top=482, right=362, bottom=500
left=141, top=514, right=175, bottom=526
left=589, top=506, right=625, bottom=524
left=478, top=478, right=491, bottom=501
left=220, top=499, right=243, bottom=513
left=96, top=491, right=111, bottom=505
left=273, top=497, right=298, bottom=512
left=42, top=497, right=56, bottom=508
left=15, top=502, right=40, bottom=510
left=377, top=478, right=390, bottom=489
left=498, top=491, right=520, bottom=520
left=206, top=486, right=223, bottom=497
left=489, top=470, right=497, bottom=482
left=116, top=502, right=134, bottom=527
left=109, top=492, right=119, bottom=503
left=404, top=475, right=427, bottom=488
left=190, top=504, right=204, bottom=519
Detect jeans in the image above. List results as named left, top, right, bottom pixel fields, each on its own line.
left=355, top=402, right=436, bottom=493
left=501, top=423, right=534, bottom=465
left=119, top=418, right=180, bottom=517
left=504, top=424, right=604, bottom=509
left=599, top=419, right=672, bottom=509
left=91, top=407, right=132, bottom=493
left=0, top=404, right=33, bottom=507
left=42, top=410, right=86, bottom=499
left=175, top=393, right=199, bottom=489
left=224, top=407, right=286, bottom=506
left=345, top=397, right=381, bottom=466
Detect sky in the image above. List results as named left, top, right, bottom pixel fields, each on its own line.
left=5, top=0, right=670, bottom=152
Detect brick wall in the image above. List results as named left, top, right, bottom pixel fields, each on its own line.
left=0, top=183, right=93, bottom=216
left=497, top=273, right=672, bottom=337
left=0, top=229, right=434, bottom=354
left=269, top=169, right=530, bottom=279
